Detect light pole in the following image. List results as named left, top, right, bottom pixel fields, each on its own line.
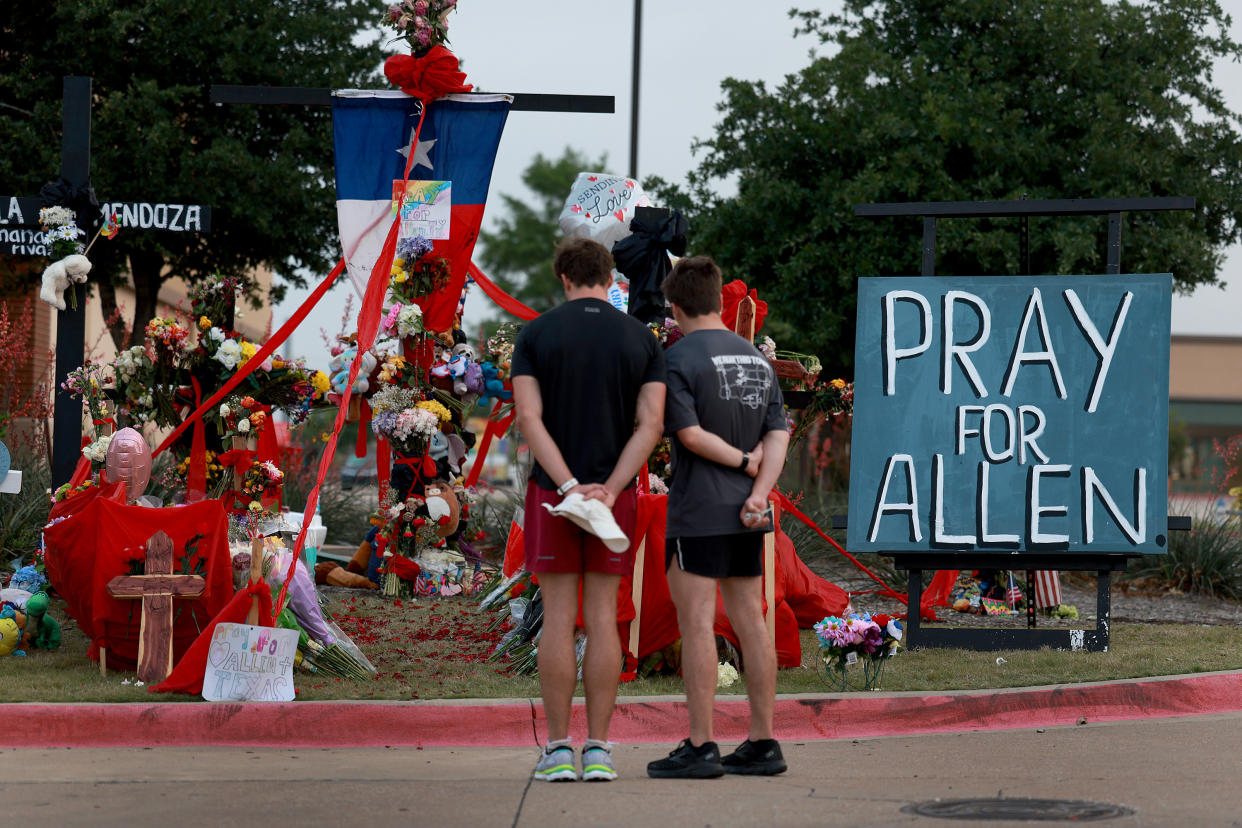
left=629, top=0, right=642, bottom=181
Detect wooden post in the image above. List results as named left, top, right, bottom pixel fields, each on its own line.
left=734, top=295, right=756, bottom=342
left=106, top=531, right=205, bottom=683
left=246, top=535, right=264, bottom=625
left=628, top=537, right=646, bottom=659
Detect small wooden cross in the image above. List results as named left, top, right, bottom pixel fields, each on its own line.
left=106, top=530, right=205, bottom=683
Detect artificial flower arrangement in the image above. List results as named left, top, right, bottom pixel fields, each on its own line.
left=813, top=610, right=902, bottom=691
left=384, top=0, right=458, bottom=51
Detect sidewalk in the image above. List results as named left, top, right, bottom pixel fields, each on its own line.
left=4, top=669, right=1240, bottom=749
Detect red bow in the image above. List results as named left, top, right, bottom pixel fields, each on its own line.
left=720, top=279, right=768, bottom=335
left=217, top=448, right=255, bottom=477
left=384, top=46, right=473, bottom=101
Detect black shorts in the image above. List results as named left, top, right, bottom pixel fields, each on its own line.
left=666, top=533, right=764, bottom=579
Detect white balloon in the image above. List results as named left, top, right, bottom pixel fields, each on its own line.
left=557, top=172, right=652, bottom=251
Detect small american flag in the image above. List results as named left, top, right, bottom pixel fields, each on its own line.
left=1034, top=570, right=1062, bottom=609
left=1006, top=571, right=1024, bottom=608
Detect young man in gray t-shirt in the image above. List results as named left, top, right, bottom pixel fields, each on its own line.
left=646, top=256, right=791, bottom=780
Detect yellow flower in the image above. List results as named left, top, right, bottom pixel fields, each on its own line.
left=393, top=271, right=408, bottom=284
left=272, top=358, right=285, bottom=369
left=311, top=370, right=331, bottom=395
left=830, top=378, right=846, bottom=389
left=417, top=399, right=452, bottom=422
left=198, top=316, right=211, bottom=330
left=240, top=341, right=257, bottom=362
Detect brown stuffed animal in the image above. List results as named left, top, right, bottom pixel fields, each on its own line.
left=424, top=481, right=460, bottom=537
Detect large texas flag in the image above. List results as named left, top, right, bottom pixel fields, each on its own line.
left=332, top=90, right=511, bottom=332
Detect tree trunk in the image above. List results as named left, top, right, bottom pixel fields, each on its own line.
left=92, top=244, right=131, bottom=354
left=128, top=248, right=166, bottom=347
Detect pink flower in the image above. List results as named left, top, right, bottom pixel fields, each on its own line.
left=412, top=0, right=427, bottom=13
left=387, top=4, right=402, bottom=21
left=382, top=303, right=402, bottom=334
left=414, top=28, right=431, bottom=46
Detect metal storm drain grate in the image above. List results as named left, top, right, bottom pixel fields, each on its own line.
left=902, top=798, right=1134, bottom=821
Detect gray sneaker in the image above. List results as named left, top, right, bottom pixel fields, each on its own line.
left=534, top=744, right=578, bottom=782
left=581, top=742, right=618, bottom=782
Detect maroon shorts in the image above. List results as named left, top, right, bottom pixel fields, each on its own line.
left=523, top=483, right=638, bottom=575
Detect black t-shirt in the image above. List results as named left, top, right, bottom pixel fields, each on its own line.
left=664, top=329, right=788, bottom=537
left=511, top=297, right=665, bottom=491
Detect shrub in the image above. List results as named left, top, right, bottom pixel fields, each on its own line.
left=1123, top=514, right=1242, bottom=600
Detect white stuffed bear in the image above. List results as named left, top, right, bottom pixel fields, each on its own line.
left=39, top=254, right=92, bottom=311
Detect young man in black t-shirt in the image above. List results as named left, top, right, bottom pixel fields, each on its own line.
left=646, top=256, right=791, bottom=779
left=511, top=237, right=666, bottom=782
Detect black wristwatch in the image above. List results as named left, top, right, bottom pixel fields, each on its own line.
left=737, top=451, right=750, bottom=471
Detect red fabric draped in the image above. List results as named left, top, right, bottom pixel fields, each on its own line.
left=150, top=581, right=275, bottom=695
left=467, top=261, right=538, bottom=321
left=42, top=498, right=234, bottom=670
left=383, top=46, right=472, bottom=100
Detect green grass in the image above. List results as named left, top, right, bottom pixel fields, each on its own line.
left=3, top=591, right=1240, bottom=703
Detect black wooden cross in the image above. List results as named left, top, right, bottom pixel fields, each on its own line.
left=0, top=77, right=214, bottom=488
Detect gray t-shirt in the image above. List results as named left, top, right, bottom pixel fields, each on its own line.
left=663, top=329, right=788, bottom=538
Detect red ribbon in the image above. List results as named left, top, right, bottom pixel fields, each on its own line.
left=467, top=261, right=538, bottom=321
left=464, top=403, right=516, bottom=488
left=383, top=46, right=472, bottom=101
left=275, top=101, right=431, bottom=617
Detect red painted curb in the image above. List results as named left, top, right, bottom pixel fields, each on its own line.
left=2, top=672, right=1239, bottom=748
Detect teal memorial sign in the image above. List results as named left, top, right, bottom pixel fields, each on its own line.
left=847, top=274, right=1172, bottom=555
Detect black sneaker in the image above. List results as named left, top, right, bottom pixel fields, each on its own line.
left=646, top=739, right=725, bottom=779
left=721, top=739, right=787, bottom=775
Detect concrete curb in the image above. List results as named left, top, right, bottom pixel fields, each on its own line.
left=4, top=671, right=1240, bottom=749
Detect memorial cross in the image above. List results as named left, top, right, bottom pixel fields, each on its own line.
left=105, top=530, right=206, bottom=683
left=0, top=77, right=213, bottom=489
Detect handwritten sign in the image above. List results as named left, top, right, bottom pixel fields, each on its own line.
left=203, top=623, right=298, bottom=702
left=847, top=274, right=1172, bottom=555
left=392, top=180, right=451, bottom=240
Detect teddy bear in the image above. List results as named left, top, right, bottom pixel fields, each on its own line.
left=39, top=253, right=92, bottom=311
left=476, top=361, right=512, bottom=408
left=328, top=345, right=378, bottom=395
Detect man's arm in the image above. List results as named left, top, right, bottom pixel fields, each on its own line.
left=598, top=381, right=666, bottom=506
left=512, top=374, right=581, bottom=494
left=740, top=427, right=790, bottom=530
left=674, top=425, right=764, bottom=478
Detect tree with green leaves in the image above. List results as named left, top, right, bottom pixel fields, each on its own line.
left=476, top=147, right=607, bottom=314
left=0, top=1, right=381, bottom=349
left=663, top=0, right=1242, bottom=371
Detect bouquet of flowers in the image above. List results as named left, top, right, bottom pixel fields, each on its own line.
left=217, top=395, right=267, bottom=439
left=383, top=0, right=457, bottom=52
left=240, top=460, right=284, bottom=503
left=39, top=206, right=85, bottom=260
left=381, top=301, right=424, bottom=339
left=390, top=236, right=451, bottom=303
left=648, top=317, right=684, bottom=349
left=61, top=360, right=112, bottom=429
left=370, top=385, right=445, bottom=455
left=813, top=610, right=902, bottom=691
left=791, top=377, right=854, bottom=443
left=188, top=272, right=244, bottom=323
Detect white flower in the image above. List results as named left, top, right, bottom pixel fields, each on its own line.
left=82, top=435, right=112, bottom=463
left=716, top=662, right=740, bottom=688
left=219, top=404, right=231, bottom=418
left=207, top=327, right=226, bottom=343
left=237, top=418, right=250, bottom=434
left=397, top=303, right=423, bottom=338
left=759, top=336, right=777, bottom=360
left=215, top=339, right=242, bottom=369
